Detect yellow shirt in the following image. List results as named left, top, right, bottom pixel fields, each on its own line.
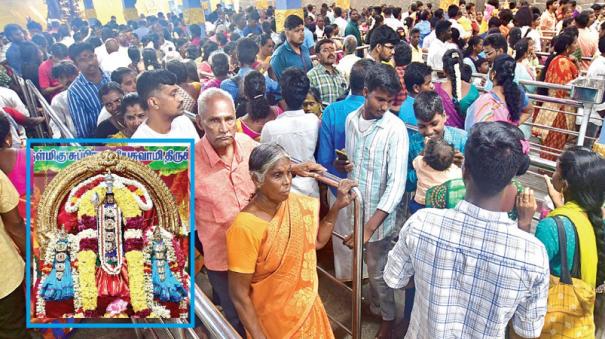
left=0, top=170, right=23, bottom=298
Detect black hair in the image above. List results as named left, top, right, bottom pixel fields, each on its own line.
left=448, top=5, right=460, bottom=18
left=68, top=42, right=94, bottom=61
left=285, top=14, right=304, bottom=30
left=184, top=60, right=199, bottom=83
left=136, top=69, right=177, bottom=110
left=461, top=63, right=472, bottom=82
left=31, top=34, right=48, bottom=49
left=51, top=61, right=79, bottom=79
left=259, top=34, right=273, bottom=47
left=514, top=6, right=533, bottom=27
left=465, top=36, right=483, bottom=58
left=50, top=43, right=68, bottom=59
left=119, top=93, right=142, bottom=115
left=111, top=67, right=136, bottom=84
left=557, top=147, right=605, bottom=286
left=210, top=52, right=229, bottom=77
left=442, top=49, right=464, bottom=117
left=404, top=62, right=432, bottom=93
left=488, top=17, right=502, bottom=29
left=369, top=25, right=399, bottom=50
left=308, top=87, right=322, bottom=103
left=350, top=59, right=376, bottom=94
left=514, top=38, right=530, bottom=61
left=424, top=138, right=455, bottom=171
left=3, top=24, right=22, bottom=42
left=474, top=57, right=489, bottom=71
left=26, top=20, right=42, bottom=32
left=413, top=91, right=444, bottom=122
left=499, top=9, right=514, bottom=24
left=202, top=40, right=219, bottom=61
left=465, top=121, right=528, bottom=196
left=508, top=27, right=523, bottom=49
left=189, top=24, right=202, bottom=37
left=98, top=81, right=124, bottom=101
left=394, top=43, right=412, bottom=67
left=546, top=0, right=556, bottom=8
left=410, top=28, right=420, bottom=36
left=236, top=37, right=259, bottom=65
left=365, top=63, right=401, bottom=96
left=315, top=38, right=335, bottom=54
left=165, top=60, right=188, bottom=83
left=383, top=7, right=393, bottom=16
left=435, top=20, right=452, bottom=41
left=451, top=28, right=465, bottom=50
left=242, top=70, right=271, bottom=121
left=419, top=10, right=430, bottom=21
left=0, top=114, right=10, bottom=143
left=280, top=67, right=310, bottom=110
left=575, top=11, right=590, bottom=28
left=600, top=35, right=605, bottom=54
left=128, top=46, right=141, bottom=64
left=142, top=48, right=161, bottom=70
left=484, top=33, right=508, bottom=53
left=262, top=21, right=273, bottom=35
left=492, top=54, right=522, bottom=122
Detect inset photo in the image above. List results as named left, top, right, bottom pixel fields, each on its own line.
left=26, top=142, right=194, bottom=327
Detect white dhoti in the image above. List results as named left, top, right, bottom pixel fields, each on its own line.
left=328, top=189, right=368, bottom=281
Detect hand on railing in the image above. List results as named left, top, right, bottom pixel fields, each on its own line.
left=291, top=161, right=326, bottom=179
left=332, top=179, right=358, bottom=210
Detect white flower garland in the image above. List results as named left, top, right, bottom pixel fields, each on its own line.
left=64, top=174, right=153, bottom=213
left=36, top=231, right=77, bottom=318
left=124, top=229, right=143, bottom=240
left=76, top=228, right=97, bottom=241
left=98, top=204, right=124, bottom=275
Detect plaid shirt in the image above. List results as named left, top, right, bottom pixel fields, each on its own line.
left=392, top=65, right=407, bottom=107
left=384, top=200, right=550, bottom=338
left=307, top=64, right=347, bottom=105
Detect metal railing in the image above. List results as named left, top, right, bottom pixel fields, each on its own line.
left=194, top=284, right=241, bottom=338
left=25, top=80, right=78, bottom=140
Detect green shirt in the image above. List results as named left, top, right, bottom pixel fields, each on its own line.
left=344, top=21, right=361, bottom=45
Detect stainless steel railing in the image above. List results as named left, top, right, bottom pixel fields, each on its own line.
left=194, top=284, right=241, bottom=338
left=25, top=79, right=78, bottom=140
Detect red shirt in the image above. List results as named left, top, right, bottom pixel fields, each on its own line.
left=38, top=59, right=61, bottom=99
left=392, top=65, right=408, bottom=107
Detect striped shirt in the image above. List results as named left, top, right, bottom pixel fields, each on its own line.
left=345, top=109, right=408, bottom=242
left=307, top=64, right=347, bottom=104
left=67, top=72, right=111, bottom=138
left=384, top=200, right=550, bottom=338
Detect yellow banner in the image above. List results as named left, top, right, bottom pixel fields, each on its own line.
left=123, top=7, right=139, bottom=21
left=439, top=0, right=459, bottom=11
left=85, top=8, right=98, bottom=19
left=275, top=8, right=303, bottom=33
left=336, top=0, right=350, bottom=9
left=183, top=7, right=206, bottom=25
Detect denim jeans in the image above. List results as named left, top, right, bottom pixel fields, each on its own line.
left=206, top=270, right=246, bottom=336
left=365, top=233, right=397, bottom=321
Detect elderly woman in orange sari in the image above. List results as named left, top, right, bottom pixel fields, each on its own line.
left=227, top=143, right=357, bottom=339
left=532, top=32, right=579, bottom=161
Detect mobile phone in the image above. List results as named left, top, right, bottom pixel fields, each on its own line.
left=335, top=149, right=348, bottom=161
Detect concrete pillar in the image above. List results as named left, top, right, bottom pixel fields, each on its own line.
left=182, top=0, right=206, bottom=27
left=122, top=0, right=139, bottom=21
left=275, top=0, right=303, bottom=32
left=83, top=0, right=97, bottom=20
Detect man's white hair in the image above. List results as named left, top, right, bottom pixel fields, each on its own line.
left=197, top=87, right=236, bottom=118
left=343, top=35, right=358, bottom=55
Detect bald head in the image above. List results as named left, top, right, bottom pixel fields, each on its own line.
left=197, top=88, right=237, bottom=151
left=105, top=38, right=119, bottom=54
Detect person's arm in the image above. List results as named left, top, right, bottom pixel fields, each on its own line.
left=316, top=179, right=357, bottom=249
left=383, top=217, right=416, bottom=289
left=7, top=88, right=29, bottom=117
left=0, top=173, right=23, bottom=255
left=228, top=272, right=267, bottom=339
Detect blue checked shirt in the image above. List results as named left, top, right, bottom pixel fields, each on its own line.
left=307, top=64, right=347, bottom=104
left=406, top=126, right=468, bottom=192
left=67, top=72, right=111, bottom=138
left=345, top=109, right=408, bottom=242
left=384, top=200, right=550, bottom=338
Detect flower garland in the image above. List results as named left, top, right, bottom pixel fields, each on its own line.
left=125, top=250, right=148, bottom=314
left=35, top=231, right=77, bottom=318
left=76, top=250, right=97, bottom=314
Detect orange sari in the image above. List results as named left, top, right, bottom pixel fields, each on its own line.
left=229, top=193, right=334, bottom=339
left=532, top=55, right=579, bottom=161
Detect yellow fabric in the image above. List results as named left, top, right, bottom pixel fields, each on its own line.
left=275, top=9, right=304, bottom=33
left=0, top=0, right=46, bottom=29
left=226, top=193, right=334, bottom=339
left=0, top=171, right=22, bottom=298
left=549, top=201, right=598, bottom=288
left=593, top=142, right=605, bottom=158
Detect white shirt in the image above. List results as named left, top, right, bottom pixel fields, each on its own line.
left=101, top=51, right=132, bottom=73
left=449, top=19, right=469, bottom=39
left=0, top=87, right=29, bottom=116
left=315, top=26, right=325, bottom=39
left=586, top=55, right=605, bottom=126
left=97, top=107, right=111, bottom=126
left=95, top=44, right=108, bottom=65
left=385, top=17, right=404, bottom=32
left=334, top=17, right=348, bottom=37
left=146, top=40, right=177, bottom=58
left=50, top=91, right=76, bottom=138
left=422, top=30, right=436, bottom=50
left=260, top=109, right=321, bottom=197
left=131, top=114, right=200, bottom=141
left=59, top=36, right=74, bottom=47
left=427, top=39, right=452, bottom=71
left=336, top=54, right=361, bottom=82
left=520, top=27, right=542, bottom=52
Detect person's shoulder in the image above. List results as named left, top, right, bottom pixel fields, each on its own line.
left=235, top=132, right=259, bottom=149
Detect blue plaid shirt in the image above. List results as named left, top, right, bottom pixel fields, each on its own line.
left=384, top=200, right=550, bottom=338
left=406, top=126, right=468, bottom=192
left=67, top=72, right=111, bottom=138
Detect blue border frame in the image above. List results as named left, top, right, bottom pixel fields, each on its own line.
left=25, top=138, right=196, bottom=329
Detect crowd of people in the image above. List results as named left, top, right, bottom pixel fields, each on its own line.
left=0, top=1, right=605, bottom=338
